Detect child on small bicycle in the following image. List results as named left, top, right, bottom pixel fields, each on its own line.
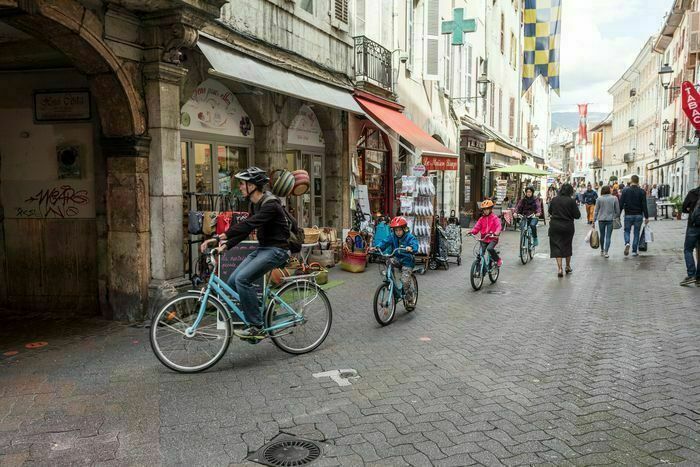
left=470, top=200, right=502, bottom=266
left=370, top=216, right=419, bottom=299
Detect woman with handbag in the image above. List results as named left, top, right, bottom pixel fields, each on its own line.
left=593, top=185, right=620, bottom=258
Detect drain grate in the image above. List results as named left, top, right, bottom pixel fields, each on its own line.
left=248, top=434, right=323, bottom=467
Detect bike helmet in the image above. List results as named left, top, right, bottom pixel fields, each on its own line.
left=480, top=200, right=494, bottom=209
left=234, top=167, right=270, bottom=187
left=389, top=216, right=408, bottom=228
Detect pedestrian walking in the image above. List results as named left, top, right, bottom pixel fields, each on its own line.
left=593, top=185, right=620, bottom=258
left=548, top=183, right=581, bottom=277
left=619, top=175, right=649, bottom=257
left=583, top=183, right=598, bottom=224
left=680, top=184, right=700, bottom=286
left=651, top=184, right=659, bottom=199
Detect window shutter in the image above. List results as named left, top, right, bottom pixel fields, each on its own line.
left=509, top=97, right=515, bottom=139
left=424, top=0, right=440, bottom=80
left=406, top=0, right=414, bottom=69
left=334, top=0, right=349, bottom=23
left=498, top=88, right=503, bottom=133
left=443, top=35, right=451, bottom=92
left=489, top=82, right=495, bottom=127
left=354, top=0, right=365, bottom=36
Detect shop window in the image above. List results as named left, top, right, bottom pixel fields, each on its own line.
left=217, top=146, right=247, bottom=194
left=194, top=143, right=214, bottom=193
left=356, top=126, right=391, bottom=217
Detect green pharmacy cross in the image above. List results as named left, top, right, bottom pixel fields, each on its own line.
left=441, top=8, right=477, bottom=46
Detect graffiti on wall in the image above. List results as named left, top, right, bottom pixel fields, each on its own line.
left=3, top=180, right=95, bottom=219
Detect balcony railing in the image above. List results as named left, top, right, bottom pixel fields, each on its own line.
left=354, top=36, right=393, bottom=92
left=623, top=153, right=635, bottom=163
left=589, top=160, right=602, bottom=169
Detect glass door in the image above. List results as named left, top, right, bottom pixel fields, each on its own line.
left=285, top=151, right=324, bottom=227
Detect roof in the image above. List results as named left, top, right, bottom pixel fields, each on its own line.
left=653, top=0, right=693, bottom=53
left=590, top=113, right=613, bottom=132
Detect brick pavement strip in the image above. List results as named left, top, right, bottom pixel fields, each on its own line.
left=0, top=218, right=698, bottom=465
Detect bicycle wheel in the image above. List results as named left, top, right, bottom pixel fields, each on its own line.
left=266, top=280, right=332, bottom=355
left=519, top=232, right=530, bottom=265
left=373, top=283, right=396, bottom=325
left=489, top=263, right=500, bottom=283
left=150, top=292, right=231, bottom=373
left=470, top=260, right=484, bottom=291
left=404, top=274, right=419, bottom=312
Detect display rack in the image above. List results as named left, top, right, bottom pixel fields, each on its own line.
left=397, top=174, right=437, bottom=274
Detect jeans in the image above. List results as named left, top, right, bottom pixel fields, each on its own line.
left=481, top=241, right=500, bottom=262
left=684, top=226, right=700, bottom=278
left=598, top=220, right=613, bottom=252
left=227, top=247, right=289, bottom=327
left=623, top=214, right=644, bottom=252
left=522, top=218, right=539, bottom=238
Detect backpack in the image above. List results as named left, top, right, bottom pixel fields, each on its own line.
left=690, top=194, right=700, bottom=228
left=260, top=193, right=304, bottom=253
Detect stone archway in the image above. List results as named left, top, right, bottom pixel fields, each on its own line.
left=0, top=1, right=150, bottom=321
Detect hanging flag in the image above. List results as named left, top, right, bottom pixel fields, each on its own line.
left=578, top=104, right=588, bottom=144
left=522, top=0, right=561, bottom=95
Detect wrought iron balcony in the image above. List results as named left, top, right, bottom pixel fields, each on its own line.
left=353, top=36, right=393, bottom=92
left=589, top=160, right=602, bottom=169
left=623, top=153, right=635, bottom=163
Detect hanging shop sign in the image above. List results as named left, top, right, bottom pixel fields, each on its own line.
left=412, top=164, right=426, bottom=176
left=180, top=79, right=253, bottom=138
left=33, top=89, right=91, bottom=123
left=681, top=81, right=700, bottom=131
left=288, top=105, right=325, bottom=148
left=423, top=156, right=458, bottom=171
left=462, top=136, right=486, bottom=153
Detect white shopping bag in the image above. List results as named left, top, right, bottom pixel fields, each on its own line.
left=644, top=224, right=654, bottom=242
left=584, top=228, right=592, bottom=244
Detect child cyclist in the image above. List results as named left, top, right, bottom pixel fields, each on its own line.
left=470, top=200, right=503, bottom=266
left=370, top=217, right=419, bottom=300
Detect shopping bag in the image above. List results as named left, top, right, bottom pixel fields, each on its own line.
left=590, top=229, right=600, bottom=249
left=644, top=224, right=654, bottom=242
left=638, top=226, right=648, bottom=252
left=215, top=212, right=233, bottom=235
left=188, top=211, right=203, bottom=235
left=613, top=217, right=622, bottom=230
left=584, top=229, right=593, bottom=244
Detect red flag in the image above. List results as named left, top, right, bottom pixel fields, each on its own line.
left=578, top=104, right=588, bottom=143
left=681, top=81, right=700, bottom=131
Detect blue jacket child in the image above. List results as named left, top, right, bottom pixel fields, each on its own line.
left=374, top=226, right=419, bottom=267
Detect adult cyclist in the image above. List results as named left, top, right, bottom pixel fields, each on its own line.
left=199, top=167, right=290, bottom=340
left=514, top=185, right=542, bottom=247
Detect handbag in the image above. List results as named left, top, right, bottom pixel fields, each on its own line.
left=590, top=229, right=600, bottom=249
left=188, top=211, right=203, bottom=235
left=202, top=211, right=218, bottom=236
left=215, top=212, right=233, bottom=235
left=613, top=217, right=622, bottom=230
left=303, top=225, right=321, bottom=243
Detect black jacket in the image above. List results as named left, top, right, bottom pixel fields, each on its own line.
left=224, top=192, right=290, bottom=249
left=620, top=185, right=649, bottom=218
left=548, top=195, right=581, bottom=222
left=683, top=186, right=700, bottom=226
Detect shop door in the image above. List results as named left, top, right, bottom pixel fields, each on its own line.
left=285, top=151, right=324, bottom=227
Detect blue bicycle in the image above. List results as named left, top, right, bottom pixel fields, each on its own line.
left=150, top=247, right=332, bottom=373
left=516, top=213, right=537, bottom=265
left=468, top=234, right=500, bottom=291
left=371, top=248, right=420, bottom=326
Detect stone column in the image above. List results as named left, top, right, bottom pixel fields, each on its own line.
left=322, top=110, right=347, bottom=228
left=103, top=136, right=151, bottom=321
left=254, top=121, right=288, bottom=170
left=144, top=62, right=189, bottom=302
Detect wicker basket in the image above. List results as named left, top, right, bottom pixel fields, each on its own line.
left=340, top=249, right=368, bottom=273
left=303, top=225, right=321, bottom=243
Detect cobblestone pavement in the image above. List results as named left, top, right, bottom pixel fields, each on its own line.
left=1, top=216, right=698, bottom=466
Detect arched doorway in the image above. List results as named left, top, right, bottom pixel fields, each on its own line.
left=355, top=123, right=393, bottom=218
left=285, top=104, right=326, bottom=227
left=0, top=3, right=148, bottom=321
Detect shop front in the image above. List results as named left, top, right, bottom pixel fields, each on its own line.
left=459, top=130, right=488, bottom=223
left=485, top=140, right=522, bottom=203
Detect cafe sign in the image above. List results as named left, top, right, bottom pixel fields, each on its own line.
left=34, top=89, right=91, bottom=123
left=422, top=155, right=458, bottom=171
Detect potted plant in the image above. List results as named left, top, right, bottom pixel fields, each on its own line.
left=669, top=195, right=684, bottom=219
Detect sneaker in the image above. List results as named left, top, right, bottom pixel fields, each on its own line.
left=680, top=276, right=695, bottom=287
left=600, top=250, right=605, bottom=256
left=533, top=237, right=539, bottom=247
left=497, top=259, right=503, bottom=267
left=696, top=277, right=700, bottom=287
left=604, top=252, right=609, bottom=258
left=624, top=244, right=630, bottom=256
left=234, top=326, right=267, bottom=340
left=632, top=251, right=639, bottom=257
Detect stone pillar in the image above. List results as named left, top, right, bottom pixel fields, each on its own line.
left=103, top=137, right=151, bottom=321
left=254, top=121, right=288, bottom=170
left=322, top=110, right=347, bottom=228
left=144, top=62, right=189, bottom=300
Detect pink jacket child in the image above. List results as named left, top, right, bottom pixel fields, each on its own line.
left=471, top=212, right=502, bottom=243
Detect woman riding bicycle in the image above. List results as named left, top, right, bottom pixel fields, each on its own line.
left=370, top=217, right=419, bottom=301
left=199, top=167, right=290, bottom=340
left=470, top=200, right=502, bottom=266
left=514, top=186, right=542, bottom=247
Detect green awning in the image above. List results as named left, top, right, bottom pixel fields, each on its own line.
left=490, top=164, right=549, bottom=176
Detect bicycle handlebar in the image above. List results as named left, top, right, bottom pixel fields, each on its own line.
left=370, top=247, right=410, bottom=257
left=514, top=213, right=537, bottom=218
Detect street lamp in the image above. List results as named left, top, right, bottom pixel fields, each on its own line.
left=649, top=142, right=655, bottom=154
left=662, top=119, right=670, bottom=132
left=532, top=125, right=540, bottom=139
left=658, top=63, right=674, bottom=89
left=477, top=72, right=490, bottom=99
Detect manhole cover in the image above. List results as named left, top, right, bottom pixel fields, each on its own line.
left=248, top=434, right=323, bottom=467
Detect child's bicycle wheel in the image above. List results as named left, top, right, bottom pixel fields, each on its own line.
left=470, top=260, right=484, bottom=291
left=489, top=262, right=500, bottom=283
left=373, top=283, right=397, bottom=325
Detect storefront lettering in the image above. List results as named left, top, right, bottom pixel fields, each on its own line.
left=22, top=185, right=89, bottom=219
left=682, top=81, right=700, bottom=130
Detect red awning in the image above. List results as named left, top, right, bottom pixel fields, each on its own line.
left=355, top=96, right=457, bottom=158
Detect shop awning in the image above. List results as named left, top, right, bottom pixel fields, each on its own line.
left=490, top=164, right=549, bottom=176
left=355, top=96, right=457, bottom=157
left=198, top=35, right=364, bottom=115
left=648, top=154, right=685, bottom=171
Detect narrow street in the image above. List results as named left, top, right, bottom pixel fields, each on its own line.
left=1, top=217, right=697, bottom=466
